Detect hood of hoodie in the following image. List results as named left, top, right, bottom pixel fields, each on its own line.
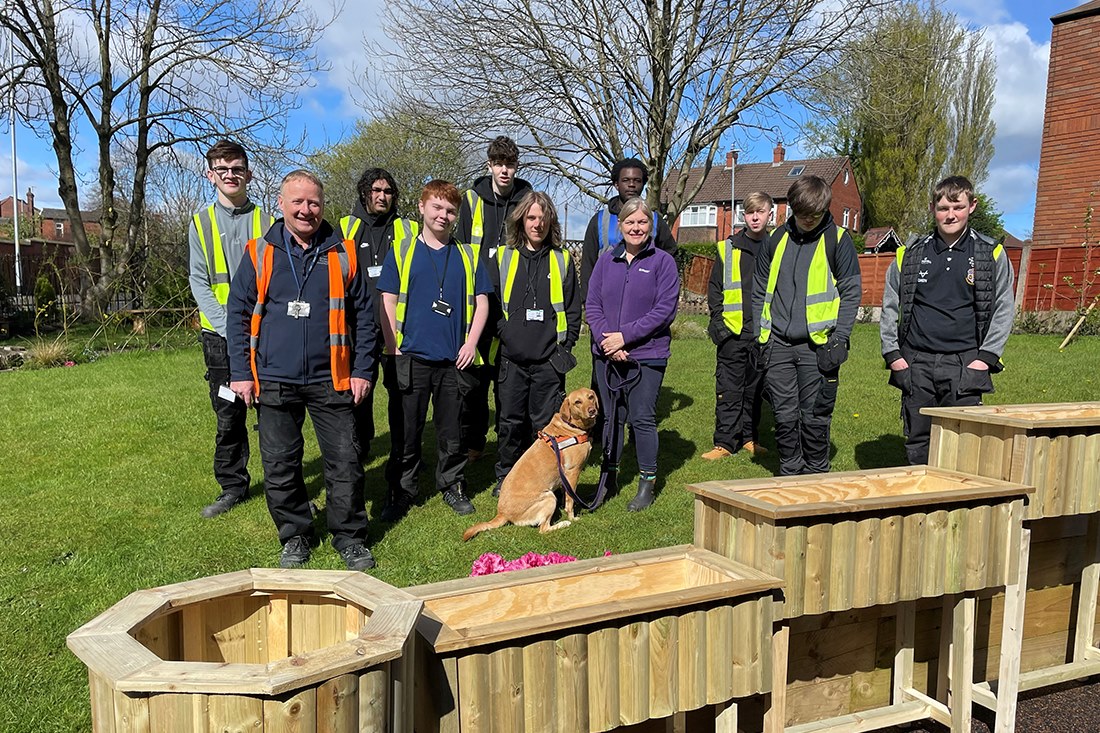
left=471, top=174, right=533, bottom=209
left=349, top=200, right=399, bottom=229
left=785, top=211, right=836, bottom=245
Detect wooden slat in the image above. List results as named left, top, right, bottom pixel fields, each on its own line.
left=522, top=639, right=556, bottom=733
left=851, top=516, right=879, bottom=609
left=148, top=693, right=203, bottom=731
left=922, top=510, right=947, bottom=599
left=705, top=604, right=734, bottom=704
left=489, top=646, right=524, bottom=732
left=875, top=516, right=901, bottom=607
left=677, top=608, right=707, bottom=712
left=555, top=633, right=589, bottom=732
left=588, top=627, right=619, bottom=732
left=649, top=614, right=678, bottom=718
left=803, top=522, right=831, bottom=616
left=316, top=674, right=357, bottom=731
left=458, top=652, right=490, bottom=732
left=207, top=693, right=263, bottom=732
left=359, top=666, right=389, bottom=733
left=289, top=594, right=323, bottom=656
left=618, top=620, right=650, bottom=725
left=112, top=690, right=150, bottom=733
left=267, top=595, right=289, bottom=661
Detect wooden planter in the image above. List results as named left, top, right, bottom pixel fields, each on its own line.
left=925, top=401, right=1100, bottom=520
left=689, top=466, right=1033, bottom=733
left=67, top=569, right=423, bottom=733
left=407, top=545, right=783, bottom=733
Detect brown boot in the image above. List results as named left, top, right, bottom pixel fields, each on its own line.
left=742, top=441, right=768, bottom=456
left=701, top=445, right=733, bottom=461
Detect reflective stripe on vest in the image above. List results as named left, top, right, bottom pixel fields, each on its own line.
left=715, top=239, right=744, bottom=336
left=194, top=205, right=273, bottom=331
left=490, top=247, right=570, bottom=363
left=246, top=237, right=357, bottom=392
left=597, top=210, right=659, bottom=252
left=339, top=216, right=419, bottom=254
left=759, top=226, right=844, bottom=346
left=391, top=234, right=484, bottom=365
left=466, top=190, right=484, bottom=247
left=339, top=215, right=362, bottom=240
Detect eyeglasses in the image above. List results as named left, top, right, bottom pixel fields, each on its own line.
left=370, top=187, right=394, bottom=195
left=211, top=166, right=248, bottom=178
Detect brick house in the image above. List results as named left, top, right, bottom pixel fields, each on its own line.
left=1032, top=0, right=1100, bottom=249
left=0, top=190, right=101, bottom=242
left=664, top=144, right=863, bottom=243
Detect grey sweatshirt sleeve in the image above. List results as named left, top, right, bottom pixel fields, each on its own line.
left=978, top=251, right=1015, bottom=366
left=831, top=229, right=862, bottom=343
left=188, top=215, right=227, bottom=337
left=880, top=255, right=902, bottom=363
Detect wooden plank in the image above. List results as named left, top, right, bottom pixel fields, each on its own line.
left=288, top=593, right=323, bottom=656
left=763, top=624, right=789, bottom=733
left=945, top=507, right=970, bottom=595
left=588, top=627, right=620, bottom=732
left=706, top=604, right=734, bottom=704
left=130, top=612, right=180, bottom=663
left=851, top=516, right=878, bottom=609
left=180, top=603, right=206, bottom=662
left=619, top=619, right=651, bottom=725
left=728, top=598, right=764, bottom=697
left=317, top=674, right=358, bottom=731
left=359, top=666, right=389, bottom=733
left=950, top=595, right=976, bottom=732
left=206, top=694, right=263, bottom=732
left=715, top=699, right=738, bottom=733
left=555, top=633, right=589, bottom=733
left=489, top=646, right=524, bottom=733
left=899, top=512, right=925, bottom=602
left=89, top=672, right=115, bottom=732
left=148, top=693, right=203, bottom=731
left=783, top=699, right=929, bottom=733
left=262, top=686, right=319, bottom=730
left=677, top=608, right=707, bottom=712
left=876, top=515, right=902, bottom=607
left=922, top=510, right=948, bottom=599
left=783, top=524, right=807, bottom=617
left=803, top=522, right=831, bottom=616
left=893, top=602, right=915, bottom=704
left=458, top=653, right=491, bottom=732
left=522, top=639, right=556, bottom=733
left=648, top=614, right=678, bottom=719
left=994, top=526, right=1030, bottom=733
left=1074, top=514, right=1100, bottom=661
left=966, top=503, right=993, bottom=592
left=267, top=595, right=289, bottom=661
left=828, top=519, right=855, bottom=613
left=112, top=690, right=151, bottom=733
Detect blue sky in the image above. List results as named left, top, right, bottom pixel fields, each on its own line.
left=0, top=0, right=1061, bottom=239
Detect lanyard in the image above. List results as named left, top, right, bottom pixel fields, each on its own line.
left=423, top=238, right=453, bottom=299
left=282, top=238, right=321, bottom=300
left=522, top=251, right=543, bottom=309
left=363, top=220, right=393, bottom=267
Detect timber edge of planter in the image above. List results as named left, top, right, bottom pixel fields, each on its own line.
left=66, top=568, right=423, bottom=696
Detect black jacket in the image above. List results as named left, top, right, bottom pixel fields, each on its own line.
left=490, top=244, right=581, bottom=363
left=227, top=220, right=376, bottom=385
left=456, top=175, right=534, bottom=256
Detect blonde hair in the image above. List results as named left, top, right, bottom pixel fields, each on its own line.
left=506, top=191, right=562, bottom=249
left=743, top=191, right=774, bottom=214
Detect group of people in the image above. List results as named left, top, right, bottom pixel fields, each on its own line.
left=188, top=135, right=1014, bottom=572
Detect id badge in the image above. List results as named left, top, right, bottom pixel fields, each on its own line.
left=288, top=300, right=311, bottom=319
left=367, top=265, right=383, bottom=278
left=431, top=299, right=454, bottom=317
left=526, top=308, right=545, bottom=322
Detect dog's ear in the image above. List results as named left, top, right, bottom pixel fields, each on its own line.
left=560, top=393, right=571, bottom=419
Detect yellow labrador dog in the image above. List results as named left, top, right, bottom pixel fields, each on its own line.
left=463, top=388, right=599, bottom=540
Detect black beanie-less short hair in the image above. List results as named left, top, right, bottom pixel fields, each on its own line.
left=610, top=158, right=648, bottom=186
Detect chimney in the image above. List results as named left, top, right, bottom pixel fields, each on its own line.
left=26, top=188, right=34, bottom=216
left=773, top=142, right=785, bottom=165
left=725, top=149, right=739, bottom=169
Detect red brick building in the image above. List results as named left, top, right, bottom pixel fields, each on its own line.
left=0, top=191, right=101, bottom=243
left=1032, top=0, right=1100, bottom=248
left=664, top=144, right=863, bottom=243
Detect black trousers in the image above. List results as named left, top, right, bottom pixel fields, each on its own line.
left=764, top=340, right=838, bottom=475
left=494, top=356, right=565, bottom=481
left=460, top=363, right=494, bottom=453
left=200, top=331, right=250, bottom=500
left=352, top=352, right=382, bottom=461
left=594, top=359, right=665, bottom=474
left=255, top=381, right=366, bottom=551
left=713, top=336, right=763, bottom=452
left=895, top=348, right=991, bottom=465
left=386, top=356, right=471, bottom=501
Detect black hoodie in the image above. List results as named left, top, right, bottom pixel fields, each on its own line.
left=750, top=212, right=861, bottom=344
left=456, top=175, right=534, bottom=259
left=489, top=244, right=581, bottom=363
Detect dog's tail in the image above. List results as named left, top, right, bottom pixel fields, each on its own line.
left=462, top=514, right=510, bottom=541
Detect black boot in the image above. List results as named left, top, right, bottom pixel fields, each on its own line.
left=627, top=476, right=656, bottom=512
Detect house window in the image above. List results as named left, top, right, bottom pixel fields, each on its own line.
left=853, top=212, right=859, bottom=231
left=734, top=204, right=778, bottom=227
left=54, top=221, right=65, bottom=237
left=680, top=204, right=717, bottom=228
left=788, top=166, right=805, bottom=177
left=844, top=169, right=850, bottom=185
left=842, top=208, right=850, bottom=227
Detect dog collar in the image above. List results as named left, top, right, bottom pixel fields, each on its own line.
left=538, top=431, right=589, bottom=450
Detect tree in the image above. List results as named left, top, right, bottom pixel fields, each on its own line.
left=371, top=0, right=892, bottom=221
left=0, top=0, right=326, bottom=318
left=968, top=193, right=1006, bottom=244
left=806, top=1, right=996, bottom=234
left=309, top=112, right=472, bottom=223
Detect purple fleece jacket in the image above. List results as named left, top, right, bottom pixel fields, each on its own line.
left=586, top=241, right=680, bottom=361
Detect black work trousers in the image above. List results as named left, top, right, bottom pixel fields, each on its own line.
left=494, top=356, right=565, bottom=481
left=594, top=359, right=665, bottom=474
left=255, top=381, right=366, bottom=551
left=764, top=340, right=838, bottom=475
left=200, top=331, right=250, bottom=500
left=460, top=363, right=494, bottom=453
left=352, top=351, right=382, bottom=461
left=386, top=355, right=472, bottom=501
left=713, top=336, right=763, bottom=452
left=894, top=348, right=990, bottom=465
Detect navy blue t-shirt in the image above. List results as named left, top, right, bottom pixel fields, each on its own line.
left=377, top=239, right=493, bottom=362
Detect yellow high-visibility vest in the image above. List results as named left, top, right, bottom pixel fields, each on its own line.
left=192, top=205, right=273, bottom=331
left=715, top=239, right=744, bottom=335
left=338, top=215, right=419, bottom=246
left=759, top=227, right=845, bottom=345
left=490, top=246, right=570, bottom=363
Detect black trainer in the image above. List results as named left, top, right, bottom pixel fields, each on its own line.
left=380, top=496, right=411, bottom=523
left=279, top=535, right=312, bottom=568
left=442, top=487, right=475, bottom=515
left=200, top=492, right=246, bottom=519
left=339, top=544, right=376, bottom=571
left=491, top=479, right=504, bottom=498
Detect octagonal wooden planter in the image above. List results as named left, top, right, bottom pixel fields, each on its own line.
left=67, top=569, right=422, bottom=733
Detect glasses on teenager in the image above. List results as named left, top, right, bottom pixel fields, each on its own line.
left=371, top=186, right=394, bottom=196
left=211, top=166, right=248, bottom=178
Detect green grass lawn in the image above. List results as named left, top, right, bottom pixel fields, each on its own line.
left=1, top=321, right=1098, bottom=731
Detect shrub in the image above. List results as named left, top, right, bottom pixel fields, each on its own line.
left=23, top=337, right=73, bottom=369
left=34, top=274, right=59, bottom=323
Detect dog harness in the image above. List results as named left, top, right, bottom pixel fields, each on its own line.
left=537, top=431, right=589, bottom=450
left=538, top=428, right=598, bottom=511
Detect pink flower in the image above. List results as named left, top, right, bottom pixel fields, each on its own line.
left=64, top=361, right=75, bottom=367
left=470, top=550, right=579, bottom=576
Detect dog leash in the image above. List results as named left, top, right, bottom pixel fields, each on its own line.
left=539, top=430, right=598, bottom=511
left=590, top=357, right=642, bottom=509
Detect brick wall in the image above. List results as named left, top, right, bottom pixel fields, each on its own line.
left=828, top=162, right=863, bottom=232
left=1033, top=9, right=1100, bottom=249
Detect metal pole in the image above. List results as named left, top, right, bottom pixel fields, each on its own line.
left=8, top=13, right=20, bottom=294
left=729, top=148, right=738, bottom=239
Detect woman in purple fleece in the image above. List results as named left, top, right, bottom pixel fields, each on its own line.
left=585, top=197, right=680, bottom=511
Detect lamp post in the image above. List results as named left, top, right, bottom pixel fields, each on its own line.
left=729, top=147, right=738, bottom=239
left=5, top=2, right=20, bottom=294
